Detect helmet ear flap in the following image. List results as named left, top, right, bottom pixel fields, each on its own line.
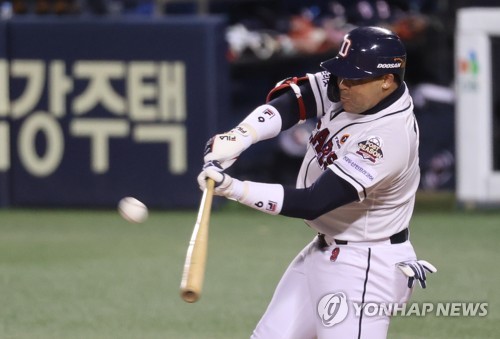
left=327, top=76, right=340, bottom=102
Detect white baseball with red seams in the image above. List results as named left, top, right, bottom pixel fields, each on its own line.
left=118, top=197, right=148, bottom=223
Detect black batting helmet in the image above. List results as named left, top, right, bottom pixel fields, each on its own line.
left=321, top=26, right=406, bottom=81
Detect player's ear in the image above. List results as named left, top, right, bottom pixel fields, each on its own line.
left=382, top=74, right=395, bottom=90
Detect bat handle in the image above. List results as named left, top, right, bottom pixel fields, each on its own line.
left=179, top=178, right=215, bottom=303
left=205, top=178, right=215, bottom=194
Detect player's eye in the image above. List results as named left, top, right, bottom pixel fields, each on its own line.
left=337, top=76, right=383, bottom=87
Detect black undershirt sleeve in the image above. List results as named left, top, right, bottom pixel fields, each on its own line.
left=280, top=169, right=359, bottom=220
left=267, top=82, right=318, bottom=130
left=264, top=79, right=354, bottom=219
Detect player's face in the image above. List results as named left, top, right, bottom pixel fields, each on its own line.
left=337, top=75, right=394, bottom=114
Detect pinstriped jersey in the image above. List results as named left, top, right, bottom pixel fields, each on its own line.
left=298, top=71, right=420, bottom=241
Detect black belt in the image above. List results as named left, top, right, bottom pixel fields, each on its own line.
left=318, top=228, right=409, bottom=247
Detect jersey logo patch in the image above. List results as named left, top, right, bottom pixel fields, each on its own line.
left=266, top=201, right=278, bottom=212
left=334, top=134, right=350, bottom=148
left=356, top=136, right=383, bottom=163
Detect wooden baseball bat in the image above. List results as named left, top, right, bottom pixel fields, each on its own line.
left=180, top=178, right=215, bottom=303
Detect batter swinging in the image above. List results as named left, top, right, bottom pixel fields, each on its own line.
left=198, top=26, right=436, bottom=338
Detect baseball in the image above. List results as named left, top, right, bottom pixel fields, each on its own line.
left=118, top=197, right=148, bottom=223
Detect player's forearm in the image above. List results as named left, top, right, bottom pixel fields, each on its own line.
left=237, top=104, right=283, bottom=144
left=232, top=170, right=358, bottom=219
left=203, top=76, right=319, bottom=168
left=281, top=170, right=358, bottom=219
left=234, top=77, right=319, bottom=144
left=202, top=104, right=282, bottom=169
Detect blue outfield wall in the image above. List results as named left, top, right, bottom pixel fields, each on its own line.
left=0, top=16, right=229, bottom=208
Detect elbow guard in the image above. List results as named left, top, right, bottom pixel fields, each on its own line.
left=266, top=76, right=309, bottom=123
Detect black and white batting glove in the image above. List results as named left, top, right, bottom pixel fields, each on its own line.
left=203, top=127, right=253, bottom=170
left=197, top=161, right=244, bottom=200
left=397, top=260, right=437, bottom=289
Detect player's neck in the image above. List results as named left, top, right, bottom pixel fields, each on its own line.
left=360, top=83, right=405, bottom=115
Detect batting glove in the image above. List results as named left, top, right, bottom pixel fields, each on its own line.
left=203, top=126, right=254, bottom=169
left=197, top=161, right=244, bottom=200
left=397, top=260, right=437, bottom=289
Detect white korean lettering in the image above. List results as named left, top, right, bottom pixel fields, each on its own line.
left=0, top=60, right=9, bottom=117
left=159, top=61, right=186, bottom=121
left=18, top=112, right=64, bottom=177
left=4, top=58, right=189, bottom=176
left=11, top=60, right=45, bottom=119
left=0, top=121, right=9, bottom=171
left=133, top=124, right=187, bottom=174
left=49, top=60, right=73, bottom=118
left=128, top=61, right=158, bottom=121
left=73, top=61, right=126, bottom=115
left=70, top=119, right=129, bottom=173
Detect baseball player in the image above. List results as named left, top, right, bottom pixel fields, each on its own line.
left=198, top=26, right=436, bottom=338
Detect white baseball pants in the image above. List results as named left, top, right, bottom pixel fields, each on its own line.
left=251, top=236, right=417, bottom=339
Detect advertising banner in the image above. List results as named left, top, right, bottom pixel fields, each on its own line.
left=1, top=16, right=228, bottom=208
left=455, top=8, right=500, bottom=205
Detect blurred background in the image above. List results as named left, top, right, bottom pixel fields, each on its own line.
left=0, top=0, right=499, bottom=209
left=1, top=2, right=500, bottom=339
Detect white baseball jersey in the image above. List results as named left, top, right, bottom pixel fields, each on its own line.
left=297, top=71, right=420, bottom=241
left=251, top=71, right=421, bottom=339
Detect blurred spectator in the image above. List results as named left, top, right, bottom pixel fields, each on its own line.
left=83, top=0, right=154, bottom=15
left=84, top=0, right=108, bottom=14
left=12, top=0, right=27, bottom=14
left=10, top=0, right=79, bottom=15
left=10, top=0, right=156, bottom=15
left=223, top=0, right=460, bottom=188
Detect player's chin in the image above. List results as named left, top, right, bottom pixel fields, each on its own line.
left=341, top=100, right=354, bottom=112
left=342, top=101, right=365, bottom=114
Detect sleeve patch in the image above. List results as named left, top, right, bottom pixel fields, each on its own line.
left=356, top=136, right=384, bottom=163
left=339, top=153, right=378, bottom=185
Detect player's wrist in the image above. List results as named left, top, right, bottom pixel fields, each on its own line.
left=236, top=181, right=284, bottom=215
left=227, top=178, right=245, bottom=201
